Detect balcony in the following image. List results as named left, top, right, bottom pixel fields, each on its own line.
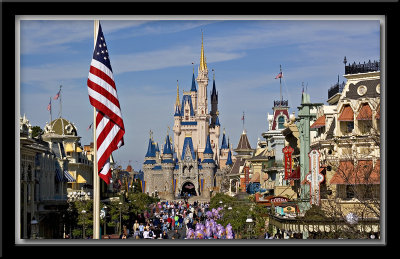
left=344, top=59, right=380, bottom=75
left=328, top=81, right=345, bottom=100
left=274, top=100, right=288, bottom=107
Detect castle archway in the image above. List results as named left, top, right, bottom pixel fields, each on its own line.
left=180, top=181, right=197, bottom=197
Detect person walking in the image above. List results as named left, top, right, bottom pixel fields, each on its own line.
left=133, top=220, right=139, bottom=234
left=172, top=229, right=181, bottom=240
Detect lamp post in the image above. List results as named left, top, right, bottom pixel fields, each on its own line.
left=81, top=209, right=86, bottom=239
left=119, top=202, right=122, bottom=235
left=246, top=216, right=254, bottom=239
left=30, top=217, right=38, bottom=239
left=101, top=205, right=107, bottom=236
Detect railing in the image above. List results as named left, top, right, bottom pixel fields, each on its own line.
left=345, top=60, right=380, bottom=75
left=328, top=81, right=346, bottom=99
left=274, top=100, right=288, bottom=107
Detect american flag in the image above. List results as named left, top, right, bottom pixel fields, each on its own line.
left=275, top=71, right=283, bottom=79
left=53, top=89, right=61, bottom=100
left=47, top=98, right=51, bottom=111
left=87, top=22, right=125, bottom=184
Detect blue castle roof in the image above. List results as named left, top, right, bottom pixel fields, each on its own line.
left=163, top=134, right=173, bottom=155
left=203, top=134, right=213, bottom=155
left=226, top=149, right=233, bottom=166
left=191, top=72, right=197, bottom=92
left=174, top=105, right=181, bottom=116
left=221, top=132, right=228, bottom=149
left=181, top=136, right=196, bottom=161
left=145, top=138, right=156, bottom=157
left=181, top=94, right=195, bottom=117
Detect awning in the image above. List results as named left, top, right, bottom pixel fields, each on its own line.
left=356, top=103, right=372, bottom=120
left=311, top=115, right=326, bottom=129
left=330, top=160, right=380, bottom=185
left=64, top=170, right=76, bottom=182
left=65, top=143, right=74, bottom=153
left=76, top=146, right=83, bottom=152
left=338, top=105, right=354, bottom=121
left=55, top=169, right=64, bottom=182
left=76, top=174, right=87, bottom=183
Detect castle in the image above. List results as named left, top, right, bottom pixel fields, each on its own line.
left=142, top=34, right=233, bottom=201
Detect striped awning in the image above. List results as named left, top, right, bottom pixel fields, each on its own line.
left=64, top=170, right=76, bottom=182
left=356, top=104, right=372, bottom=120
left=311, top=115, right=326, bottom=129
left=338, top=105, right=354, bottom=121
left=55, top=169, right=64, bottom=182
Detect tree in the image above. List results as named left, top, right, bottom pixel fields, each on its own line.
left=31, top=126, right=43, bottom=138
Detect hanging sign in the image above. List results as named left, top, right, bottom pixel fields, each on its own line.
left=306, top=150, right=324, bottom=205
left=282, top=146, right=294, bottom=180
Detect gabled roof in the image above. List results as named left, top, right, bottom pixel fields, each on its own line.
left=181, top=94, right=195, bottom=117
left=229, top=157, right=245, bottom=176
left=329, top=160, right=380, bottom=185
left=181, top=136, right=196, bottom=161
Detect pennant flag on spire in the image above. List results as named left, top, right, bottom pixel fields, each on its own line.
left=87, top=21, right=125, bottom=184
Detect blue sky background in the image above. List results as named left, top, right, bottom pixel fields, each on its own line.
left=19, top=18, right=381, bottom=171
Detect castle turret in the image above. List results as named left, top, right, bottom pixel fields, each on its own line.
left=196, top=31, right=209, bottom=154
left=210, top=69, right=219, bottom=128
left=161, top=133, right=175, bottom=200
left=201, top=134, right=215, bottom=198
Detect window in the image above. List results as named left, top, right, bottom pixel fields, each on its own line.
left=346, top=185, right=355, bottom=199
left=346, top=121, right=354, bottom=133
left=278, top=116, right=285, bottom=129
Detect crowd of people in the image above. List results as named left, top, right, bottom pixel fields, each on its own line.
left=117, top=200, right=233, bottom=239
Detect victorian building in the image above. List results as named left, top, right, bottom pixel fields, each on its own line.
left=142, top=34, right=234, bottom=201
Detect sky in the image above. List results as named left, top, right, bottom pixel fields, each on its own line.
left=18, top=17, right=381, bottom=171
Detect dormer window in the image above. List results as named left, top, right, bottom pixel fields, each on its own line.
left=278, top=116, right=285, bottom=129
left=338, top=104, right=354, bottom=135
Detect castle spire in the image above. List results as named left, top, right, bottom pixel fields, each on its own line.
left=176, top=80, right=180, bottom=107
left=200, top=30, right=207, bottom=71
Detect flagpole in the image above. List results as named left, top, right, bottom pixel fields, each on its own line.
left=93, top=20, right=100, bottom=240
left=59, top=85, right=62, bottom=118
left=50, top=97, right=52, bottom=125
left=279, top=64, right=282, bottom=104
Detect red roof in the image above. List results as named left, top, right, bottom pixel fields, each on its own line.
left=356, top=103, right=372, bottom=120
left=338, top=105, right=354, bottom=121
left=311, top=115, right=326, bottom=129
left=330, top=160, right=380, bottom=185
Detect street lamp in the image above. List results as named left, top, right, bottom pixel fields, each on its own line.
left=246, top=216, right=254, bottom=239
left=119, top=202, right=123, bottom=235
left=101, top=205, right=107, bottom=236
left=81, top=209, right=86, bottom=239
left=30, top=217, right=38, bottom=239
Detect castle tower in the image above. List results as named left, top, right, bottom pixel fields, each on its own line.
left=210, top=69, right=219, bottom=128
left=219, top=129, right=230, bottom=169
left=196, top=31, right=209, bottom=156
left=161, top=133, right=175, bottom=200
left=201, top=134, right=216, bottom=199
